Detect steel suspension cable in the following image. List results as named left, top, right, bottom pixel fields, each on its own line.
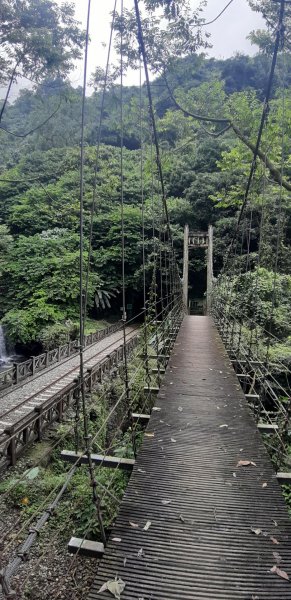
left=82, top=0, right=118, bottom=337
left=78, top=0, right=106, bottom=545
left=224, top=0, right=286, bottom=270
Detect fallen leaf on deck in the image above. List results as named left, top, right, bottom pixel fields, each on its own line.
left=143, top=521, right=151, bottom=531
left=138, top=468, right=146, bottom=473
left=129, top=522, right=139, bottom=529
left=112, top=537, right=121, bottom=542
left=145, top=433, right=155, bottom=438
left=262, top=482, right=268, bottom=488
left=273, top=551, right=282, bottom=563
left=137, top=548, right=144, bottom=558
left=123, top=558, right=127, bottom=567
left=98, top=578, right=126, bottom=599
left=179, top=514, right=185, bottom=523
left=270, top=536, right=280, bottom=545
left=251, top=527, right=262, bottom=536
left=270, top=565, right=289, bottom=581
left=233, top=473, right=236, bottom=478
left=171, top=438, right=177, bottom=443
left=161, top=500, right=171, bottom=505
left=219, top=424, right=228, bottom=428
left=178, top=407, right=183, bottom=412
left=152, top=407, right=161, bottom=412
left=237, top=460, right=257, bottom=467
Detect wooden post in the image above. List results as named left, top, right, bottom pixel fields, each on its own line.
left=207, top=225, right=213, bottom=314
left=183, top=224, right=189, bottom=313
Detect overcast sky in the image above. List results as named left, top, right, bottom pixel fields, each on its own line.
left=66, top=0, right=264, bottom=87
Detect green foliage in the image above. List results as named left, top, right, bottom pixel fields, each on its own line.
left=0, top=0, right=84, bottom=85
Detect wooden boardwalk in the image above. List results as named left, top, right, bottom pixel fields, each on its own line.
left=89, top=316, right=291, bottom=599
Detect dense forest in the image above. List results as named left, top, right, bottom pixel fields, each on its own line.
left=0, top=0, right=290, bottom=365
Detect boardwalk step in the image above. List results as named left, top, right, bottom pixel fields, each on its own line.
left=277, top=472, right=291, bottom=485
left=257, top=422, right=278, bottom=432
left=61, top=450, right=135, bottom=471
left=68, top=537, right=104, bottom=558
left=132, top=413, right=150, bottom=423
left=144, top=386, right=160, bottom=394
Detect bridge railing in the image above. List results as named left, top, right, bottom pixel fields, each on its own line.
left=212, top=303, right=291, bottom=469
left=0, top=321, right=122, bottom=392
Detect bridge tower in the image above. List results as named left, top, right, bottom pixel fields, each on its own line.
left=182, top=225, right=213, bottom=314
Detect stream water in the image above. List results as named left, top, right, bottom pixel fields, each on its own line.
left=0, top=325, right=8, bottom=365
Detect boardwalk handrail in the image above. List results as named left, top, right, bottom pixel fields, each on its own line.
left=0, top=322, right=122, bottom=392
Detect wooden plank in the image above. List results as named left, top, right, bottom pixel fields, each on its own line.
left=68, top=537, right=104, bottom=558
left=277, top=472, right=291, bottom=485
left=257, top=422, right=278, bottom=432
left=144, top=386, right=160, bottom=394
left=132, top=413, right=150, bottom=423
left=151, top=368, right=166, bottom=374
left=61, top=450, right=135, bottom=471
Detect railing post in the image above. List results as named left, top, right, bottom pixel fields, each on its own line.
left=7, top=429, right=16, bottom=466
left=31, top=356, right=36, bottom=376
left=13, top=363, right=19, bottom=385
left=183, top=224, right=189, bottom=313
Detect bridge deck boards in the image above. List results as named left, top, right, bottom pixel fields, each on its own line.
left=88, top=316, right=291, bottom=599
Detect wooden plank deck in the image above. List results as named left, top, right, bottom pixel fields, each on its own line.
left=88, top=316, right=291, bottom=599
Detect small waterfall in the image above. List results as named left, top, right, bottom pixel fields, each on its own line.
left=0, top=325, right=8, bottom=364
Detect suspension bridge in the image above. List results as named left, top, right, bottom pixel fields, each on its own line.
left=0, top=0, right=291, bottom=599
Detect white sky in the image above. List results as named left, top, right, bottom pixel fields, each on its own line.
left=67, top=0, right=264, bottom=87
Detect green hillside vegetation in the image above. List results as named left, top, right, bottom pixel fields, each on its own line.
left=0, top=7, right=290, bottom=364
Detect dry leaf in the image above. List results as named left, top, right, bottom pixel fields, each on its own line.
left=143, top=521, right=151, bottom=531
left=152, top=407, right=161, bottom=412
left=129, top=521, right=139, bottom=529
left=98, top=578, right=126, bottom=599
left=220, top=424, right=228, bottom=428
left=251, top=527, right=262, bottom=536
left=138, top=468, right=146, bottom=473
left=270, top=565, right=289, bottom=581
left=273, top=551, right=282, bottom=564
left=237, top=460, right=257, bottom=467
left=270, top=536, right=280, bottom=545
left=179, top=514, right=185, bottom=523
left=262, top=482, right=268, bottom=488
left=161, top=500, right=171, bottom=505
left=137, top=548, right=144, bottom=558
left=178, top=407, right=183, bottom=412
left=123, top=558, right=127, bottom=567
left=145, top=433, right=155, bottom=438
left=171, top=438, right=177, bottom=443
left=112, top=537, right=121, bottom=542
left=233, top=472, right=237, bottom=478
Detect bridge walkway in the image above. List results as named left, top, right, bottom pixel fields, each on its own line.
left=89, top=315, right=291, bottom=599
